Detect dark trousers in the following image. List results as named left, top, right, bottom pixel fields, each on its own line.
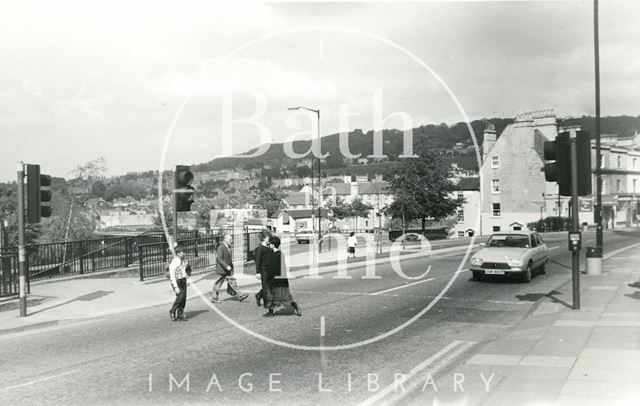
left=170, top=278, right=187, bottom=316
left=212, top=272, right=241, bottom=298
left=255, top=271, right=272, bottom=307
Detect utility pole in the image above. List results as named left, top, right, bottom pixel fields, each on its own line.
left=17, top=162, right=27, bottom=317
left=594, top=0, right=604, bottom=261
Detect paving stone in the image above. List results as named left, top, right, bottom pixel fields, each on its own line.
left=555, top=394, right=635, bottom=406
left=560, top=380, right=640, bottom=398
left=569, top=366, right=640, bottom=383
left=480, top=339, right=537, bottom=355
left=481, top=389, right=557, bottom=406
left=494, top=377, right=564, bottom=396
left=519, top=355, right=576, bottom=368
left=466, top=354, right=522, bottom=366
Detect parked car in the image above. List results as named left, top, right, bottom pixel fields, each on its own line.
left=395, top=233, right=428, bottom=249
left=295, top=230, right=316, bottom=244
left=469, top=230, right=549, bottom=282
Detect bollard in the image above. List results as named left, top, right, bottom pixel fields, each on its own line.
left=586, top=246, right=602, bottom=275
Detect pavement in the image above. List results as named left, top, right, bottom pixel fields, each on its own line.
left=397, top=241, right=640, bottom=406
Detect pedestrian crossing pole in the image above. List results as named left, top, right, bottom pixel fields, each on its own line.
left=569, top=130, right=581, bottom=310
left=17, top=162, right=27, bottom=317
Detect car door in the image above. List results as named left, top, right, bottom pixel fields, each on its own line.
left=536, top=233, right=549, bottom=263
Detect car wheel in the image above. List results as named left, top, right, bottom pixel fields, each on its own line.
left=539, top=262, right=546, bottom=274
left=297, top=241, right=302, bottom=244
left=472, top=271, right=483, bottom=281
left=521, top=264, right=532, bottom=283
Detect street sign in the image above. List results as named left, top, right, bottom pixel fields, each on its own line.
left=579, top=198, right=594, bottom=212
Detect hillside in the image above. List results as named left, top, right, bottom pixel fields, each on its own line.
left=191, top=115, right=640, bottom=173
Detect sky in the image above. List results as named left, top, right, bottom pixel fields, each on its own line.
left=0, top=0, right=639, bottom=181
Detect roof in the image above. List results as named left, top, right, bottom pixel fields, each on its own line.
left=358, top=181, right=389, bottom=194
left=279, top=208, right=332, bottom=219
left=456, top=177, right=480, bottom=191
left=324, top=183, right=351, bottom=195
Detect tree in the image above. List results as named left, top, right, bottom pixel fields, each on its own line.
left=349, top=198, right=373, bottom=230
left=70, top=156, right=107, bottom=180
left=385, top=155, right=460, bottom=231
left=257, top=188, right=288, bottom=218
left=90, top=180, right=107, bottom=198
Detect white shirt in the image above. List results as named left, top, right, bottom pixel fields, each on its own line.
left=169, top=256, right=187, bottom=288
left=347, top=236, right=357, bottom=248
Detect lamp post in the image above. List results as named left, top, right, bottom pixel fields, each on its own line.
left=288, top=106, right=321, bottom=240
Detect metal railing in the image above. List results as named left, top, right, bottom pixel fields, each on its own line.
left=138, top=231, right=261, bottom=281
left=0, top=248, right=29, bottom=297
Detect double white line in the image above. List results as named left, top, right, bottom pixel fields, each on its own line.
left=358, top=340, right=476, bottom=406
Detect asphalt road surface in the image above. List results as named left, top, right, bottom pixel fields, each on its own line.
left=1, top=229, right=638, bottom=405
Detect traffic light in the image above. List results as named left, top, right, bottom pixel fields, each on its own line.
left=26, top=164, right=52, bottom=223
left=575, top=130, right=592, bottom=196
left=543, top=131, right=592, bottom=197
left=174, top=165, right=194, bottom=212
left=544, top=132, right=570, bottom=196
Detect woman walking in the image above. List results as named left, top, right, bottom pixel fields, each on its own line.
left=264, top=236, right=301, bottom=317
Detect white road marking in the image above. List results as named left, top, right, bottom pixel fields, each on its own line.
left=371, top=277, right=435, bottom=296
left=549, top=246, right=560, bottom=251
left=358, top=340, right=476, bottom=406
left=320, top=316, right=326, bottom=337
left=0, top=370, right=79, bottom=393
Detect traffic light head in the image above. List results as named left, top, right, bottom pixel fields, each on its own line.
left=26, top=164, right=52, bottom=223
left=174, top=165, right=194, bottom=212
left=543, top=132, right=571, bottom=196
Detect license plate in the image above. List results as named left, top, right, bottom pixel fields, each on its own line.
left=484, top=269, right=505, bottom=275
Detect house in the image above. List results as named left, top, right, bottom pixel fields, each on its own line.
left=450, top=177, right=480, bottom=238
left=270, top=208, right=333, bottom=234
left=476, top=109, right=640, bottom=235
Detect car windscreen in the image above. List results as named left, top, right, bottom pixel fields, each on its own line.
left=487, top=234, right=530, bottom=248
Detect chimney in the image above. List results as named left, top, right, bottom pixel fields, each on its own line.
left=482, top=122, right=497, bottom=164
left=350, top=180, right=358, bottom=199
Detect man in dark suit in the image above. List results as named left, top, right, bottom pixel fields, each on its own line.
left=212, top=234, right=248, bottom=303
left=253, top=230, right=272, bottom=307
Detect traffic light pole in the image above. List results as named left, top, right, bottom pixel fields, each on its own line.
left=569, top=131, right=581, bottom=310
left=173, top=166, right=178, bottom=247
left=17, top=162, right=27, bottom=317
left=593, top=0, right=604, bottom=258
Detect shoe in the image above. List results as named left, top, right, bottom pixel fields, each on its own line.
left=238, top=294, right=249, bottom=302
left=263, top=311, right=274, bottom=317
left=170, top=311, right=177, bottom=321
left=255, top=293, right=261, bottom=307
left=177, top=313, right=188, bottom=321
left=211, top=295, right=221, bottom=303
left=292, top=303, right=302, bottom=317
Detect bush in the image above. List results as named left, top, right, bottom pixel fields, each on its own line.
left=527, top=216, right=571, bottom=232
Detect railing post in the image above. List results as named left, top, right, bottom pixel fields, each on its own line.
left=124, top=238, right=130, bottom=267
left=79, top=242, right=85, bottom=275
left=138, top=245, right=144, bottom=281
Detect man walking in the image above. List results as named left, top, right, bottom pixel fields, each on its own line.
left=169, top=246, right=189, bottom=321
left=254, top=230, right=272, bottom=307
left=212, top=234, right=248, bottom=303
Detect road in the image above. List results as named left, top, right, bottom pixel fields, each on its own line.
left=1, top=229, right=638, bottom=405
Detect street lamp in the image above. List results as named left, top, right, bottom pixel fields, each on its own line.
left=288, top=106, right=322, bottom=240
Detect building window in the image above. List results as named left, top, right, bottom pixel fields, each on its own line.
left=491, top=179, right=500, bottom=194
left=467, top=230, right=475, bottom=237
left=492, top=226, right=501, bottom=232
left=617, top=155, right=621, bottom=168
left=457, top=191, right=464, bottom=200
left=634, top=179, right=637, bottom=194
left=457, top=210, right=464, bottom=222
left=616, top=180, right=621, bottom=193
left=458, top=231, right=464, bottom=238
left=491, top=156, right=500, bottom=168
left=492, top=203, right=501, bottom=217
